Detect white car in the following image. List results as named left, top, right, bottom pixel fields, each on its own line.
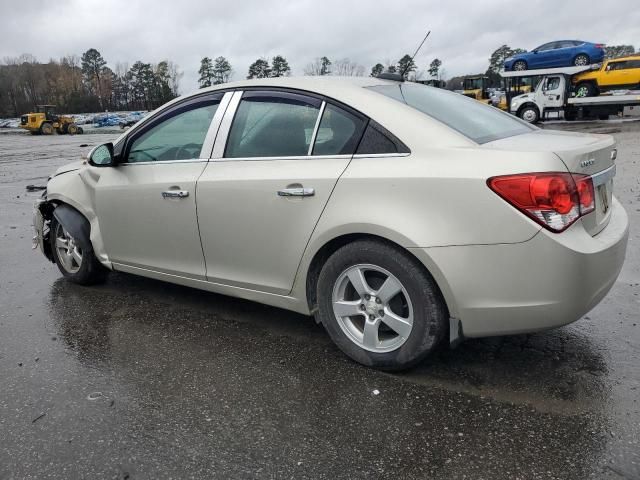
left=33, top=76, right=629, bottom=370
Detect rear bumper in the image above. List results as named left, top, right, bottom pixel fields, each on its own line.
left=412, top=197, right=629, bottom=337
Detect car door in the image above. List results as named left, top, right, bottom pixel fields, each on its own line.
left=602, top=60, right=631, bottom=88
left=94, top=92, right=228, bottom=279
left=541, top=76, right=564, bottom=110
left=196, top=90, right=366, bottom=295
left=531, top=42, right=555, bottom=68
left=555, top=41, right=576, bottom=66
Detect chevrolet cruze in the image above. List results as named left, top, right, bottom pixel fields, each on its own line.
left=33, top=76, right=628, bottom=370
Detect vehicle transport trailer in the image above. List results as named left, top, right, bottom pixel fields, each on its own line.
left=501, top=66, right=640, bottom=123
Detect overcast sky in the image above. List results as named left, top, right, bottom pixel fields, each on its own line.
left=2, top=0, right=639, bottom=92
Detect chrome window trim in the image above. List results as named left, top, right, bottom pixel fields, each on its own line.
left=308, top=101, right=326, bottom=155
left=201, top=92, right=234, bottom=159
left=211, top=91, right=243, bottom=159
left=352, top=153, right=411, bottom=159
left=591, top=164, right=616, bottom=187
left=213, top=154, right=352, bottom=163
left=120, top=159, right=208, bottom=166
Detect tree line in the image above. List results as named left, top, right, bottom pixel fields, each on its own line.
left=2, top=43, right=635, bottom=116
left=196, top=53, right=444, bottom=89
left=0, top=48, right=183, bottom=117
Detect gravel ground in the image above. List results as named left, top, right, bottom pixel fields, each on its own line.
left=0, top=122, right=638, bottom=479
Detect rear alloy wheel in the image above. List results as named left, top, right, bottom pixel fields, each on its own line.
left=513, top=60, right=527, bottom=71
left=50, top=217, right=108, bottom=285
left=316, top=240, right=447, bottom=370
left=573, top=54, right=590, bottom=66
left=518, top=105, right=539, bottom=123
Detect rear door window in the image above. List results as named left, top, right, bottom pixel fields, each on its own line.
left=312, top=103, right=366, bottom=156
left=225, top=91, right=321, bottom=158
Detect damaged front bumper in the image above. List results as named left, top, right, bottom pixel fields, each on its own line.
left=32, top=194, right=54, bottom=262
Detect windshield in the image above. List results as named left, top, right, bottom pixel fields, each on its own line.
left=463, top=78, right=484, bottom=90
left=368, top=83, right=534, bottom=144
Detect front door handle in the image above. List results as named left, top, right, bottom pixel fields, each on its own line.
left=277, top=187, right=315, bottom=197
left=162, top=190, right=189, bottom=199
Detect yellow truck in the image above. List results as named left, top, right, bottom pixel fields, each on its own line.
left=573, top=55, right=640, bottom=97
left=19, top=105, right=83, bottom=135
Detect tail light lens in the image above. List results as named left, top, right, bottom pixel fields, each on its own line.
left=488, top=173, right=595, bottom=232
left=594, top=44, right=604, bottom=49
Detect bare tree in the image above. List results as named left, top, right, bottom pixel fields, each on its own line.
left=333, top=58, right=364, bottom=76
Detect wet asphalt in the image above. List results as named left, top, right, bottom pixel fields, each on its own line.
left=0, top=123, right=639, bottom=480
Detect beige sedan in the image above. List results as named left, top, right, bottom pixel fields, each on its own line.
left=33, top=76, right=629, bottom=370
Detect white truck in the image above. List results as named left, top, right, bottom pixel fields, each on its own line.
left=501, top=66, right=640, bottom=123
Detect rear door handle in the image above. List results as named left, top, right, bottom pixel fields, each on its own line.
left=277, top=187, right=315, bottom=197
left=162, top=190, right=189, bottom=199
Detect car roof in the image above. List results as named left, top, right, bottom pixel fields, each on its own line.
left=192, top=75, right=398, bottom=96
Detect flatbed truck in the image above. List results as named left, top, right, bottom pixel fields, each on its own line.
left=500, top=66, right=640, bottom=123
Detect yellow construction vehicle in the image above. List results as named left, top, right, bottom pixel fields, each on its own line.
left=19, top=105, right=83, bottom=135
left=462, top=76, right=491, bottom=103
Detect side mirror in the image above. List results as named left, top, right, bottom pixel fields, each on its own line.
left=88, top=143, right=115, bottom=167
left=532, top=50, right=538, bottom=54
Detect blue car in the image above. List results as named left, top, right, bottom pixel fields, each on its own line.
left=504, top=40, right=605, bottom=71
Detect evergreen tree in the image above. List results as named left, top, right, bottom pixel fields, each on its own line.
left=198, top=57, right=214, bottom=88
left=397, top=54, right=416, bottom=78
left=370, top=63, right=384, bottom=77
left=212, top=56, right=232, bottom=84
left=81, top=48, right=107, bottom=108
left=247, top=58, right=271, bottom=79
left=428, top=58, right=442, bottom=78
left=320, top=56, right=331, bottom=75
left=271, top=55, right=291, bottom=77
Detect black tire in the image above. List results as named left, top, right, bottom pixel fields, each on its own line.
left=518, top=105, right=540, bottom=123
left=40, top=122, right=54, bottom=135
left=513, top=60, right=527, bottom=71
left=573, top=54, right=590, bottom=66
left=67, top=123, right=78, bottom=135
left=575, top=82, right=596, bottom=97
left=50, top=217, right=108, bottom=285
left=316, top=239, right=448, bottom=371
left=598, top=114, right=610, bottom=120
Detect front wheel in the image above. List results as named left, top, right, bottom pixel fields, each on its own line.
left=518, top=105, right=540, bottom=123
left=50, top=218, right=108, bottom=285
left=316, top=240, right=447, bottom=371
left=575, top=82, right=596, bottom=97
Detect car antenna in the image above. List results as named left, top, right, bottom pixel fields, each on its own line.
left=400, top=30, right=431, bottom=79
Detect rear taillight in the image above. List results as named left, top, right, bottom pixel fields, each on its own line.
left=594, top=44, right=604, bottom=49
left=488, top=173, right=595, bottom=232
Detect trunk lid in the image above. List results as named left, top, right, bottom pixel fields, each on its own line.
left=483, top=129, right=616, bottom=236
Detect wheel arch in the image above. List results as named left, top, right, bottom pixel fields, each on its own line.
left=302, top=232, right=457, bottom=321
left=52, top=203, right=92, bottom=251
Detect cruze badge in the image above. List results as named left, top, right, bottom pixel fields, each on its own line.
left=580, top=159, right=595, bottom=168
